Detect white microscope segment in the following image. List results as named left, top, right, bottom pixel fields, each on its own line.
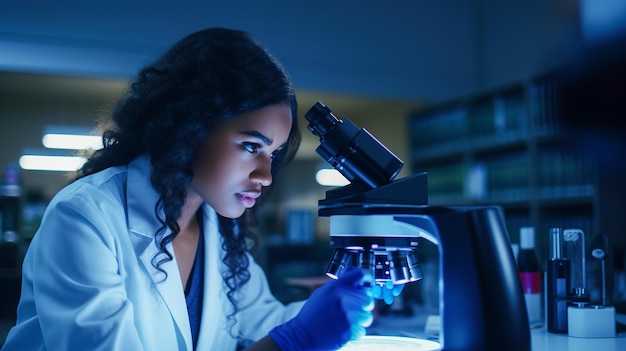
left=330, top=215, right=417, bottom=236
left=329, top=214, right=437, bottom=243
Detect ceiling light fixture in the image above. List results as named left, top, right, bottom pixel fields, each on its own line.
left=18, top=149, right=87, bottom=172
left=41, top=125, right=102, bottom=150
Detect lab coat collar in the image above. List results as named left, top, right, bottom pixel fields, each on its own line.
left=127, top=154, right=162, bottom=239
left=125, top=155, right=228, bottom=350
left=126, top=154, right=194, bottom=350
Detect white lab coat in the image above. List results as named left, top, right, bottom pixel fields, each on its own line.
left=2, top=155, right=303, bottom=351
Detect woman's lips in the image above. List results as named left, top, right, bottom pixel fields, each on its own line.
left=236, top=191, right=260, bottom=208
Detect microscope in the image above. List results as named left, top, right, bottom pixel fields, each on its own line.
left=305, top=101, right=531, bottom=351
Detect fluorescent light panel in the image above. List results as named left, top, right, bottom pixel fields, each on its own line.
left=19, top=154, right=87, bottom=172
left=19, top=147, right=87, bottom=172
left=20, top=125, right=99, bottom=171
left=41, top=125, right=102, bottom=150
left=42, top=133, right=102, bottom=150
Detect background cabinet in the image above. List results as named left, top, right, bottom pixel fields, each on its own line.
left=406, top=73, right=617, bottom=304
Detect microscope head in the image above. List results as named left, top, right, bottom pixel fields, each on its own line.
left=305, top=101, right=427, bottom=285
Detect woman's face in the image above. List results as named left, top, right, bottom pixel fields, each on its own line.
left=191, top=103, right=293, bottom=218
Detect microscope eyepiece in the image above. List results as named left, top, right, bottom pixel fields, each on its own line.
left=304, top=101, right=340, bottom=138
left=305, top=101, right=404, bottom=189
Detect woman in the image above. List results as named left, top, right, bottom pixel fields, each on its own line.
left=2, top=28, right=373, bottom=351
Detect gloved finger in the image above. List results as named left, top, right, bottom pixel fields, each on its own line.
left=350, top=323, right=368, bottom=341
left=343, top=290, right=375, bottom=311
left=338, top=268, right=372, bottom=288
left=347, top=307, right=374, bottom=328
left=392, top=283, right=405, bottom=296
left=371, top=284, right=383, bottom=299
left=382, top=287, right=394, bottom=305
left=341, top=286, right=375, bottom=312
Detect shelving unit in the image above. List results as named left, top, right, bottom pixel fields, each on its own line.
left=0, top=184, right=22, bottom=323
left=0, top=183, right=22, bottom=277
left=407, top=74, right=598, bottom=262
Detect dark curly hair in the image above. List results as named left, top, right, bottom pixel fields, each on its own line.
left=73, top=27, right=301, bottom=337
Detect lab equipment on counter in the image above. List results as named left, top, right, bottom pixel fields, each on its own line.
left=305, top=101, right=531, bottom=351
left=546, top=227, right=616, bottom=337
left=567, top=231, right=616, bottom=338
left=592, top=233, right=609, bottom=306
left=546, top=227, right=571, bottom=333
left=517, top=226, right=542, bottom=325
left=564, top=228, right=589, bottom=307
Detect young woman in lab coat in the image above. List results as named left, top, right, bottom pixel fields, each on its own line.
left=1, top=28, right=374, bottom=351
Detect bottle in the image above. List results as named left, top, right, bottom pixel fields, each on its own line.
left=546, top=227, right=570, bottom=333
left=517, top=226, right=541, bottom=325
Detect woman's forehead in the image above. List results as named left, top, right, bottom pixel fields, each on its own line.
left=219, top=104, right=293, bottom=142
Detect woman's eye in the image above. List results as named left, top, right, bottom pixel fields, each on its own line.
left=243, top=142, right=260, bottom=154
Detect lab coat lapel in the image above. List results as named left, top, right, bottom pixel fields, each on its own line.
left=126, top=155, right=193, bottom=350
left=137, top=242, right=192, bottom=351
left=196, top=203, right=228, bottom=350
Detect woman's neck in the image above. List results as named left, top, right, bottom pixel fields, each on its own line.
left=173, top=190, right=203, bottom=288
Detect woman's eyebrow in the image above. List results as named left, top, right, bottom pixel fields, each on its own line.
left=241, top=130, right=273, bottom=146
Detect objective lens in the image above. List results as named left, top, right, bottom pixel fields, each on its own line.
left=355, top=250, right=375, bottom=270
left=388, top=251, right=411, bottom=284
left=406, top=251, right=423, bottom=282
left=388, top=250, right=423, bottom=284
left=325, top=249, right=352, bottom=279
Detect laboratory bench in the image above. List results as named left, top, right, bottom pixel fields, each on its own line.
left=530, top=326, right=626, bottom=351
left=2, top=302, right=625, bottom=349
left=368, top=304, right=626, bottom=351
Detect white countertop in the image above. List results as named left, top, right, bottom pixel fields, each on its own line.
left=531, top=312, right=626, bottom=351
left=368, top=305, right=626, bottom=351
left=531, top=327, right=626, bottom=351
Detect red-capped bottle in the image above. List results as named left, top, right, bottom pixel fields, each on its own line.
left=517, top=226, right=542, bottom=325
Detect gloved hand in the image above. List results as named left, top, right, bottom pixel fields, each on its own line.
left=372, top=281, right=404, bottom=305
left=269, top=268, right=374, bottom=351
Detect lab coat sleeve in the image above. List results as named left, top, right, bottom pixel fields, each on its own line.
left=235, top=255, right=305, bottom=343
left=29, top=185, right=144, bottom=350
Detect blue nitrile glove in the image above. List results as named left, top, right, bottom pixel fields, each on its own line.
left=269, top=268, right=374, bottom=351
left=372, top=281, right=404, bottom=305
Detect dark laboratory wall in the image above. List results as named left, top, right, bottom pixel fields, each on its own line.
left=556, top=35, right=626, bottom=309
left=0, top=71, right=127, bottom=200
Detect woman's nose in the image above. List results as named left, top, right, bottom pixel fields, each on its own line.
left=251, top=157, right=272, bottom=187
